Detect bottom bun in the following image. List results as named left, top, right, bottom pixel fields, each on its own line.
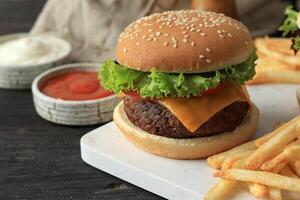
left=113, top=101, right=259, bottom=159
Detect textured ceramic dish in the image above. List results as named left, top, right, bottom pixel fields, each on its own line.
left=0, top=33, right=71, bottom=89
left=32, top=63, right=121, bottom=126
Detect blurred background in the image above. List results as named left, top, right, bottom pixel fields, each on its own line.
left=0, top=0, right=297, bottom=35
left=0, top=0, right=45, bottom=35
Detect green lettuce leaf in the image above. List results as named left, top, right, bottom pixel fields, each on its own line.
left=279, top=5, right=298, bottom=37
left=99, top=50, right=257, bottom=98
left=279, top=5, right=300, bottom=53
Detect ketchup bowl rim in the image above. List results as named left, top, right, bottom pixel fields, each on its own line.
left=31, top=62, right=121, bottom=126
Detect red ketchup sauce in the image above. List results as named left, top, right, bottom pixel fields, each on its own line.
left=41, top=71, right=113, bottom=101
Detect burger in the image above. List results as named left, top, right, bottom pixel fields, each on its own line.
left=99, top=10, right=259, bottom=159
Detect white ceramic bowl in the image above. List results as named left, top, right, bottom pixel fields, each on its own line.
left=0, top=33, right=71, bottom=89
left=32, top=63, right=121, bottom=126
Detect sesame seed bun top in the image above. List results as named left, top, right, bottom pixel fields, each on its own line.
left=116, top=10, right=253, bottom=73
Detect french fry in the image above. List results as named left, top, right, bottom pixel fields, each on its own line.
left=261, top=145, right=300, bottom=171
left=261, top=142, right=299, bottom=173
left=273, top=121, right=286, bottom=129
left=248, top=183, right=269, bottom=198
left=255, top=130, right=278, bottom=147
left=221, top=154, right=269, bottom=198
left=204, top=179, right=236, bottom=200
left=288, top=161, right=300, bottom=177
left=269, top=187, right=282, bottom=200
left=207, top=141, right=256, bottom=169
left=255, top=37, right=300, bottom=66
left=206, top=115, right=300, bottom=200
left=221, top=151, right=253, bottom=170
left=261, top=140, right=300, bottom=172
left=264, top=37, right=294, bottom=55
left=245, top=118, right=300, bottom=169
left=280, top=165, right=299, bottom=178
left=214, top=169, right=300, bottom=193
left=255, top=116, right=300, bottom=147
left=221, top=157, right=236, bottom=170
left=221, top=156, right=269, bottom=198
left=249, top=37, right=300, bottom=85
left=255, top=70, right=300, bottom=84
left=269, top=163, right=287, bottom=174
left=296, top=87, right=300, bottom=107
left=206, top=156, right=246, bottom=200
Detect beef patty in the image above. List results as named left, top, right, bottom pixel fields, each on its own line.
left=123, top=97, right=249, bottom=139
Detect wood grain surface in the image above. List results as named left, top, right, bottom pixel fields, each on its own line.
left=0, top=1, right=162, bottom=199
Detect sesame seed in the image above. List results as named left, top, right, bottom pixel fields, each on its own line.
left=136, top=42, right=140, bottom=45
left=191, top=41, right=196, bottom=46
left=199, top=55, right=205, bottom=59
left=173, top=43, right=178, bottom=48
left=120, top=10, right=240, bottom=49
left=123, top=48, right=127, bottom=53
left=153, top=38, right=157, bottom=42
left=163, top=41, right=168, bottom=46
left=172, top=36, right=177, bottom=43
left=206, top=48, right=211, bottom=53
left=206, top=59, right=211, bottom=63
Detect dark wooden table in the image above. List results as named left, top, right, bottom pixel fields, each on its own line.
left=0, top=1, right=162, bottom=199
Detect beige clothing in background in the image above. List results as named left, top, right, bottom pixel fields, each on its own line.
left=30, top=0, right=187, bottom=62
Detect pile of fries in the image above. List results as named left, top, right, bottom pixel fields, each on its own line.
left=248, top=37, right=300, bottom=84
left=205, top=115, right=300, bottom=200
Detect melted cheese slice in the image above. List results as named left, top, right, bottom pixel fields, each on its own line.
left=158, top=84, right=250, bottom=132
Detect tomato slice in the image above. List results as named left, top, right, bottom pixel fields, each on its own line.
left=126, top=91, right=142, bottom=99
left=201, top=83, right=225, bottom=96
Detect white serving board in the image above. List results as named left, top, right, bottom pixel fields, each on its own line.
left=81, top=84, right=300, bottom=200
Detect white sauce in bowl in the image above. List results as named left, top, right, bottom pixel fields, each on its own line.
left=0, top=35, right=71, bottom=67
